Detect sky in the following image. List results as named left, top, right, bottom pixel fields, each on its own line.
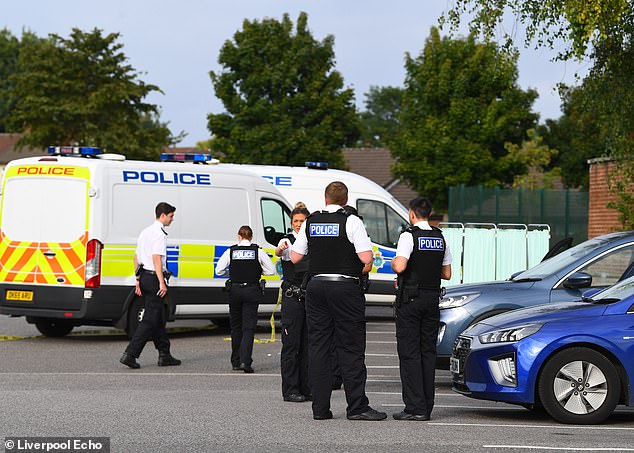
left=3, top=0, right=587, bottom=147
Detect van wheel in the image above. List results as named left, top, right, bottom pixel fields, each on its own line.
left=538, top=347, right=620, bottom=424
left=34, top=319, right=74, bottom=337
left=126, top=298, right=145, bottom=339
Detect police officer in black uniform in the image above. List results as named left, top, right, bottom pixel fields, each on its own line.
left=392, top=197, right=452, bottom=421
left=276, top=203, right=311, bottom=402
left=216, top=225, right=275, bottom=373
left=120, top=202, right=181, bottom=369
left=292, top=181, right=387, bottom=421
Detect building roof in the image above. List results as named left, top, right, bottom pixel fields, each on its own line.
left=342, top=147, right=419, bottom=207
left=0, top=134, right=46, bottom=164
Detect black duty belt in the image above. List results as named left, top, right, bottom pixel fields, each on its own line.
left=232, top=282, right=260, bottom=287
left=312, top=275, right=359, bottom=283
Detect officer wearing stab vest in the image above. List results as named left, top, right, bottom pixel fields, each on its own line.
left=216, top=225, right=275, bottom=373
left=276, top=203, right=311, bottom=402
left=391, top=197, right=452, bottom=421
left=292, top=181, right=387, bottom=421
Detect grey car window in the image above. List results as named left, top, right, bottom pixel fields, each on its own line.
left=594, top=275, right=634, bottom=301
left=578, top=245, right=634, bottom=287
left=513, top=237, right=613, bottom=280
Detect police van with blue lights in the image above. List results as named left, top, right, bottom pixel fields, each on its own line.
left=0, top=147, right=291, bottom=337
left=218, top=162, right=412, bottom=305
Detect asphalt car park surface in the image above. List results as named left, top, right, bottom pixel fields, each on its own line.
left=1, top=314, right=634, bottom=453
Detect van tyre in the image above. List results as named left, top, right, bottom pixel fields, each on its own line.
left=34, top=319, right=74, bottom=337
left=538, top=347, right=620, bottom=424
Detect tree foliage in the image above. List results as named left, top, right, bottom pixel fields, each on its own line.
left=442, top=0, right=634, bottom=226
left=207, top=12, right=359, bottom=168
left=358, top=85, right=403, bottom=147
left=503, top=129, right=560, bottom=190
left=391, top=27, right=538, bottom=209
left=6, top=28, right=179, bottom=160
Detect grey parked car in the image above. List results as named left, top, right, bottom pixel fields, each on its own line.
left=437, top=231, right=634, bottom=362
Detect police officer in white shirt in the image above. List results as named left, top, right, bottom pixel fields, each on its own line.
left=391, top=197, right=452, bottom=421
left=120, top=202, right=181, bottom=369
left=216, top=225, right=276, bottom=373
left=291, top=181, right=387, bottom=421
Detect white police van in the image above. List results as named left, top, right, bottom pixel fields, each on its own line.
left=219, top=162, right=412, bottom=304
left=0, top=147, right=290, bottom=336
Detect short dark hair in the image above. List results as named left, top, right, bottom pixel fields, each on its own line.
left=325, top=181, right=348, bottom=205
left=409, top=197, right=432, bottom=220
left=155, top=202, right=176, bottom=218
left=238, top=225, right=253, bottom=240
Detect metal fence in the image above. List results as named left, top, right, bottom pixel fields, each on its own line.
left=448, top=185, right=588, bottom=247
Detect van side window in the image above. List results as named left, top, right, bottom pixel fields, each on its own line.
left=261, top=198, right=290, bottom=246
left=357, top=199, right=409, bottom=249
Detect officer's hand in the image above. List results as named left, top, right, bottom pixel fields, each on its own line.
left=279, top=240, right=290, bottom=251
left=158, top=282, right=168, bottom=298
left=135, top=280, right=142, bottom=296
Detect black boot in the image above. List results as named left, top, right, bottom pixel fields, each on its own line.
left=158, top=352, right=182, bottom=367
left=120, top=352, right=140, bottom=369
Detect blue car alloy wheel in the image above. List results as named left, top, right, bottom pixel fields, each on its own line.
left=537, top=347, right=620, bottom=424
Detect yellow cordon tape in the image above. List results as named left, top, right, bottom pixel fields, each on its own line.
left=224, top=287, right=282, bottom=343
left=0, top=335, right=32, bottom=341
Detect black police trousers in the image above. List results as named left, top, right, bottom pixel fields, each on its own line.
left=305, top=278, right=370, bottom=417
left=229, top=286, right=261, bottom=367
left=125, top=272, right=171, bottom=358
left=280, top=291, right=310, bottom=397
left=395, top=291, right=440, bottom=416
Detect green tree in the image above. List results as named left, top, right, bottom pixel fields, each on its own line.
left=538, top=86, right=602, bottom=189
left=207, top=12, right=359, bottom=167
left=442, top=0, right=634, bottom=226
left=503, top=128, right=561, bottom=190
left=358, top=85, right=403, bottom=147
left=7, top=28, right=179, bottom=160
left=391, top=27, right=538, bottom=209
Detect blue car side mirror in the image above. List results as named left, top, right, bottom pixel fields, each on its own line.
left=563, top=271, right=593, bottom=289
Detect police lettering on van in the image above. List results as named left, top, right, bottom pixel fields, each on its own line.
left=122, top=171, right=211, bottom=185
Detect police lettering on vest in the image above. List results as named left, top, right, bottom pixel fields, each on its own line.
left=402, top=227, right=446, bottom=292
left=229, top=244, right=262, bottom=284
left=309, top=223, right=340, bottom=237
left=305, top=211, right=363, bottom=278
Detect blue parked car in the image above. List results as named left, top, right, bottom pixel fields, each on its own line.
left=437, top=231, right=634, bottom=360
left=451, top=275, right=634, bottom=424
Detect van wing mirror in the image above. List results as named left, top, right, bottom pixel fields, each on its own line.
left=563, top=271, right=593, bottom=289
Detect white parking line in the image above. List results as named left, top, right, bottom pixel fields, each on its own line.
left=430, top=422, right=634, bottom=431
left=366, top=353, right=398, bottom=357
left=483, top=446, right=634, bottom=451
left=367, top=331, right=395, bottom=334
left=367, top=365, right=400, bottom=369
left=367, top=341, right=397, bottom=344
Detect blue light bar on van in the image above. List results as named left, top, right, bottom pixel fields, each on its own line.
left=306, top=161, right=328, bottom=170
left=160, top=153, right=212, bottom=163
left=48, top=146, right=102, bottom=156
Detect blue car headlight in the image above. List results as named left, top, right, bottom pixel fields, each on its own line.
left=478, top=324, right=543, bottom=344
left=439, top=293, right=480, bottom=309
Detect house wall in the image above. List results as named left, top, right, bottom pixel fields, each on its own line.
left=588, top=159, right=625, bottom=238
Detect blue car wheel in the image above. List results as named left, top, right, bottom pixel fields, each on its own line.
left=538, top=347, right=620, bottom=424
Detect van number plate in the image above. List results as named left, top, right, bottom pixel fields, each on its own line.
left=6, top=290, right=33, bottom=301
left=450, top=357, right=460, bottom=374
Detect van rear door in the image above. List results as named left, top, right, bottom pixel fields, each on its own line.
left=0, top=164, right=89, bottom=287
